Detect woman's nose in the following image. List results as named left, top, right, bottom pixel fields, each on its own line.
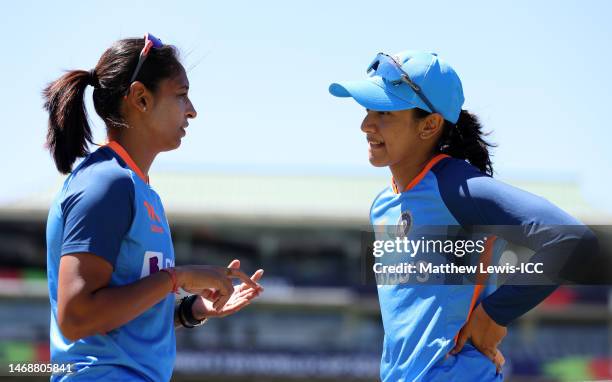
left=361, top=114, right=377, bottom=133
left=186, top=100, right=197, bottom=119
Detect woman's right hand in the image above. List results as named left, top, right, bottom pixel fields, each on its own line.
left=450, top=303, right=507, bottom=374
left=175, top=265, right=262, bottom=311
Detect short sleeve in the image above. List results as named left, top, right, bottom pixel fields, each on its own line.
left=60, top=169, right=135, bottom=267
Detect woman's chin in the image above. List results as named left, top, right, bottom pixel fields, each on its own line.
left=172, top=138, right=182, bottom=150
left=368, top=155, right=389, bottom=168
left=159, top=138, right=182, bottom=152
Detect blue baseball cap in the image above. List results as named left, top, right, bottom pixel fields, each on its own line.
left=329, top=50, right=465, bottom=124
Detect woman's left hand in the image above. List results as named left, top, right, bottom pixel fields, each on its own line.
left=449, top=303, right=507, bottom=374
left=191, top=259, right=264, bottom=319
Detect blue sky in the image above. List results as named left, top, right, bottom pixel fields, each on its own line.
left=1, top=0, right=611, bottom=210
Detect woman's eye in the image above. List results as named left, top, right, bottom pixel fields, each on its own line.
left=378, top=111, right=390, bottom=116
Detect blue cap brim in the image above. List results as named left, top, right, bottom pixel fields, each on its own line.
left=328, top=78, right=417, bottom=111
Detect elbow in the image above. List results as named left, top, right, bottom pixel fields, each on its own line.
left=558, top=226, right=601, bottom=283
left=57, top=305, right=101, bottom=342
left=555, top=225, right=599, bottom=257
left=57, top=310, right=88, bottom=342
left=572, top=226, right=599, bottom=258
left=62, top=330, right=84, bottom=343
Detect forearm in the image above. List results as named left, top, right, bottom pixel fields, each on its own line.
left=482, top=228, right=599, bottom=326
left=481, top=285, right=557, bottom=326
left=63, top=270, right=174, bottom=339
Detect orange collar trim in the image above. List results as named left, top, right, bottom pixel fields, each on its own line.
left=106, top=141, right=149, bottom=184
left=392, top=153, right=450, bottom=194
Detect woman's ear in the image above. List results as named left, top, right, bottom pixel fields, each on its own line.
left=125, top=82, right=152, bottom=113
left=419, top=113, right=445, bottom=140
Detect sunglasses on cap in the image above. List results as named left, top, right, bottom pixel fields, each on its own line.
left=367, top=52, right=438, bottom=115
left=128, top=33, right=164, bottom=84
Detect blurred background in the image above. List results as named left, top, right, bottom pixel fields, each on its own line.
left=1, top=1, right=611, bottom=381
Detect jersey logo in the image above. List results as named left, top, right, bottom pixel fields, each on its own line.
left=396, top=210, right=413, bottom=238
left=143, top=201, right=161, bottom=222
left=141, top=251, right=163, bottom=278
left=143, top=201, right=164, bottom=233
left=141, top=251, right=175, bottom=278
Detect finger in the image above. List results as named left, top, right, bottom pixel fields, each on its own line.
left=217, top=297, right=249, bottom=316
left=213, top=290, right=231, bottom=311
left=244, top=289, right=260, bottom=299
left=213, top=277, right=234, bottom=310
left=227, top=269, right=261, bottom=290
left=482, top=347, right=498, bottom=363
left=218, top=300, right=251, bottom=318
left=234, top=289, right=257, bottom=300
left=199, top=288, right=217, bottom=300
left=226, top=298, right=250, bottom=310
left=450, top=328, right=469, bottom=355
left=228, top=300, right=251, bottom=314
left=251, top=270, right=264, bottom=292
left=251, top=269, right=264, bottom=283
left=201, top=289, right=212, bottom=298
left=494, top=350, right=505, bottom=374
left=238, top=283, right=262, bottom=296
left=228, top=259, right=240, bottom=269
left=210, top=289, right=220, bottom=300
left=238, top=269, right=265, bottom=292
left=498, top=350, right=505, bottom=366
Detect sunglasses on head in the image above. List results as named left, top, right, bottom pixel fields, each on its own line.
left=128, top=33, right=164, bottom=84
left=367, top=52, right=438, bottom=115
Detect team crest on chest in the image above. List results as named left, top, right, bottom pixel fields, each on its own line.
left=396, top=210, right=413, bottom=238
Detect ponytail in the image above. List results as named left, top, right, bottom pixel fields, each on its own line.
left=43, top=70, right=93, bottom=174
left=437, top=110, right=495, bottom=176
left=414, top=108, right=496, bottom=176
left=42, top=37, right=183, bottom=174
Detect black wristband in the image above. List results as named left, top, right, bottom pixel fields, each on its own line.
left=180, top=294, right=207, bottom=328
left=177, top=297, right=194, bottom=328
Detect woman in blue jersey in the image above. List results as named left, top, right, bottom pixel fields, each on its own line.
left=43, top=34, right=264, bottom=381
left=329, top=51, right=597, bottom=381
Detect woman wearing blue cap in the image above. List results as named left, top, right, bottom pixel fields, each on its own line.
left=329, top=51, right=597, bottom=381
left=43, top=34, right=263, bottom=381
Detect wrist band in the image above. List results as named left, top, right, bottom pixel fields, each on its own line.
left=179, top=295, right=207, bottom=328
left=177, top=298, right=193, bottom=328
left=160, top=268, right=178, bottom=294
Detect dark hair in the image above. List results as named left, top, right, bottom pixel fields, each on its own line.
left=413, top=108, right=496, bottom=176
left=43, top=38, right=183, bottom=174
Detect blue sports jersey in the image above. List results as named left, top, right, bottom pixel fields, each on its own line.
left=46, top=141, right=176, bottom=381
left=370, top=154, right=593, bottom=382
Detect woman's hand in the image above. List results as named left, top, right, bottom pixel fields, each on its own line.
left=175, top=261, right=262, bottom=311
left=191, top=259, right=264, bottom=318
left=449, top=303, right=507, bottom=374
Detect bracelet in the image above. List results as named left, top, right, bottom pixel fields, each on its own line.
left=179, top=295, right=208, bottom=328
left=160, top=268, right=178, bottom=294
